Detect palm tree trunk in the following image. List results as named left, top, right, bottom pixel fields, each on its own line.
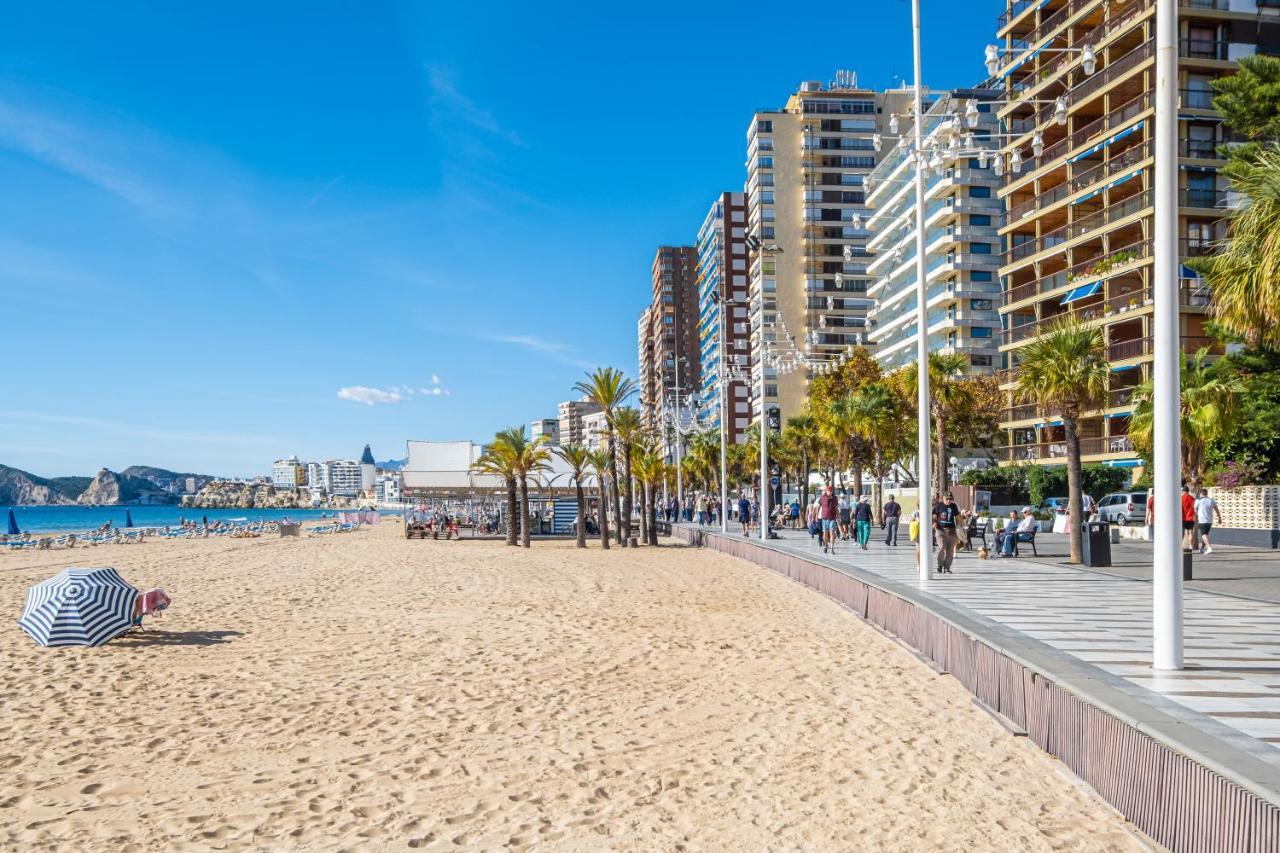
left=575, top=482, right=586, bottom=548
left=597, top=483, right=610, bottom=549
left=934, top=408, right=949, bottom=494
left=622, top=443, right=634, bottom=546
left=505, top=478, right=518, bottom=546
left=803, top=450, right=811, bottom=503
left=637, top=475, right=648, bottom=544
left=873, top=447, right=884, bottom=524
left=1064, top=416, right=1084, bottom=564
left=607, top=427, right=624, bottom=547
left=645, top=481, right=655, bottom=540
left=518, top=476, right=531, bottom=548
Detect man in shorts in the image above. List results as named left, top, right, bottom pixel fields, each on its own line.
left=818, top=484, right=840, bottom=555
left=737, top=493, right=752, bottom=537
left=1195, top=488, right=1222, bottom=555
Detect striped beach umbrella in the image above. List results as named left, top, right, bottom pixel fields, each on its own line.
left=18, top=567, right=138, bottom=647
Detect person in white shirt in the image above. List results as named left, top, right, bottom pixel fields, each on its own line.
left=1001, top=507, right=1040, bottom=557
left=1195, top=488, right=1222, bottom=554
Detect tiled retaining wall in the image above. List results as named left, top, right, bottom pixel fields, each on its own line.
left=676, top=526, right=1280, bottom=853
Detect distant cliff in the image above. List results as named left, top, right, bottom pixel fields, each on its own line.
left=0, top=465, right=81, bottom=505
left=182, top=480, right=360, bottom=509
left=0, top=463, right=219, bottom=505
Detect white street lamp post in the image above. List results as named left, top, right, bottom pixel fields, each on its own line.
left=911, top=0, right=934, bottom=580
left=1152, top=0, right=1184, bottom=670
left=719, top=295, right=730, bottom=533
left=759, top=336, right=770, bottom=542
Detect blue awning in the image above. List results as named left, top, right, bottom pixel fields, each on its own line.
left=1073, top=186, right=1103, bottom=205
left=1181, top=264, right=1201, bottom=280
left=1106, top=169, right=1142, bottom=190
left=1061, top=282, right=1101, bottom=304
left=1111, top=363, right=1137, bottom=372
left=1107, top=459, right=1141, bottom=468
left=1068, top=121, right=1144, bottom=163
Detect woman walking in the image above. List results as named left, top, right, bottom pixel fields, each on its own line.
left=854, top=495, right=873, bottom=550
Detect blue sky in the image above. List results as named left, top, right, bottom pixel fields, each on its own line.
left=0, top=1, right=999, bottom=477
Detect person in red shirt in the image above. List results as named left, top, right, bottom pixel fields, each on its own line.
left=1146, top=485, right=1198, bottom=549
left=818, top=484, right=840, bottom=555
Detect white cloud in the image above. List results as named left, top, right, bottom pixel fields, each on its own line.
left=337, top=378, right=448, bottom=405
left=336, top=386, right=406, bottom=406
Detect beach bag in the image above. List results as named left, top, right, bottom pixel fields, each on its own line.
left=909, top=519, right=920, bottom=542
left=808, top=520, right=820, bottom=536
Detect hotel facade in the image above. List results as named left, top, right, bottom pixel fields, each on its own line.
left=745, top=78, right=913, bottom=425
left=866, top=89, right=1005, bottom=373
left=994, top=0, right=1280, bottom=468
left=694, top=192, right=752, bottom=444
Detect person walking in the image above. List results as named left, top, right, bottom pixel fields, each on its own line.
left=789, top=498, right=801, bottom=530
left=1195, top=488, right=1222, bottom=555
left=818, top=485, right=840, bottom=555
left=854, top=495, right=873, bottom=550
left=933, top=493, right=961, bottom=574
left=806, top=497, right=821, bottom=542
left=694, top=493, right=708, bottom=527
left=882, top=494, right=901, bottom=546
left=837, top=492, right=852, bottom=541
left=737, top=493, right=752, bottom=537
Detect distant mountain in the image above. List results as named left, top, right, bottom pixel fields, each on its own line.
left=376, top=458, right=407, bottom=471
left=0, top=464, right=82, bottom=505
left=0, top=463, right=222, bottom=505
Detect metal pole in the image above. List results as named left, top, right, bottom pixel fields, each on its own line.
left=759, top=340, right=770, bottom=541
left=719, top=297, right=729, bottom=533
left=1152, top=0, right=1184, bottom=670
left=911, top=0, right=934, bottom=580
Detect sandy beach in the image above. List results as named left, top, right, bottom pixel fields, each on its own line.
left=0, top=523, right=1150, bottom=851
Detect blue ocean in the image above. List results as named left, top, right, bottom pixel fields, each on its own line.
left=2, top=505, right=355, bottom=534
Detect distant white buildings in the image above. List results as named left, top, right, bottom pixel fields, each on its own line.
left=581, top=410, right=609, bottom=452
left=271, top=455, right=306, bottom=490
left=530, top=418, right=560, bottom=446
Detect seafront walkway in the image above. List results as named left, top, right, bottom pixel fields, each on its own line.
left=727, top=525, right=1280, bottom=762
left=676, top=521, right=1280, bottom=848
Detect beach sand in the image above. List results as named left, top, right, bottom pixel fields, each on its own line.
left=0, top=524, right=1151, bottom=851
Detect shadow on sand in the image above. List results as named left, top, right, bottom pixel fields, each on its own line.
left=114, top=629, right=244, bottom=648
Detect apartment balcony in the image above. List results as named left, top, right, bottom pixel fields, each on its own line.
left=1180, top=38, right=1229, bottom=61
left=996, top=435, right=1135, bottom=463
left=1180, top=187, right=1231, bottom=211
left=1005, top=188, right=1152, bottom=266
left=1003, top=92, right=1151, bottom=191
left=1179, top=88, right=1215, bottom=110
left=1009, top=40, right=1154, bottom=142
left=1006, top=140, right=1151, bottom=224
left=1004, top=238, right=1151, bottom=308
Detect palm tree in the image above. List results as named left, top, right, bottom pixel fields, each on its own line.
left=611, top=406, right=643, bottom=544
left=586, top=448, right=612, bottom=549
left=843, top=382, right=901, bottom=520
left=906, top=352, right=973, bottom=493
left=555, top=444, right=592, bottom=548
left=1186, top=147, right=1280, bottom=350
left=574, top=368, right=637, bottom=546
left=1014, top=318, right=1110, bottom=564
left=472, top=429, right=522, bottom=546
left=1130, top=348, right=1245, bottom=490
left=513, top=434, right=552, bottom=548
left=632, top=440, right=664, bottom=545
left=785, top=415, right=822, bottom=509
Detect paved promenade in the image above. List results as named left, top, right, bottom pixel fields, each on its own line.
left=698, top=522, right=1280, bottom=769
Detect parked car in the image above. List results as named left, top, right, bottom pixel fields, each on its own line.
left=1097, top=491, right=1148, bottom=525
left=1039, top=495, right=1097, bottom=518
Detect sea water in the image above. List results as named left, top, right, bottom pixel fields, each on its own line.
left=1, top=505, right=359, bottom=534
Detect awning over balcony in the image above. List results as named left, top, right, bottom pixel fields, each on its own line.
left=1060, top=281, right=1101, bottom=304
left=1106, top=459, right=1141, bottom=468
left=1111, top=363, right=1138, bottom=372
left=1068, top=121, right=1145, bottom=163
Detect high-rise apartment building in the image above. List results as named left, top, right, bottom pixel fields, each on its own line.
left=645, top=245, right=700, bottom=456
left=866, top=90, right=1004, bottom=373
left=557, top=398, right=603, bottom=448
left=637, top=306, right=657, bottom=429
left=746, top=77, right=913, bottom=424
left=694, top=192, right=752, bottom=443
left=994, top=0, right=1279, bottom=467
left=530, top=418, right=560, bottom=446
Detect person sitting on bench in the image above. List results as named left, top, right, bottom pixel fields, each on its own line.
left=1000, top=507, right=1039, bottom=557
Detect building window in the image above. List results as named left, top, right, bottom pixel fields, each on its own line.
left=971, top=327, right=993, bottom=338
left=971, top=298, right=993, bottom=311
left=971, top=354, right=993, bottom=366
left=970, top=186, right=992, bottom=199
left=757, top=120, right=773, bottom=132
left=969, top=243, right=992, bottom=254
left=970, top=214, right=992, bottom=226
left=760, top=191, right=774, bottom=203
left=971, top=270, right=993, bottom=282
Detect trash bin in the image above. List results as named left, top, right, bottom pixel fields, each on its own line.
left=1183, top=549, right=1194, bottom=581
left=1081, top=521, right=1112, bottom=567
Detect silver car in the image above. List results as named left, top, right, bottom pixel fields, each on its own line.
left=1097, top=492, right=1148, bottom=525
